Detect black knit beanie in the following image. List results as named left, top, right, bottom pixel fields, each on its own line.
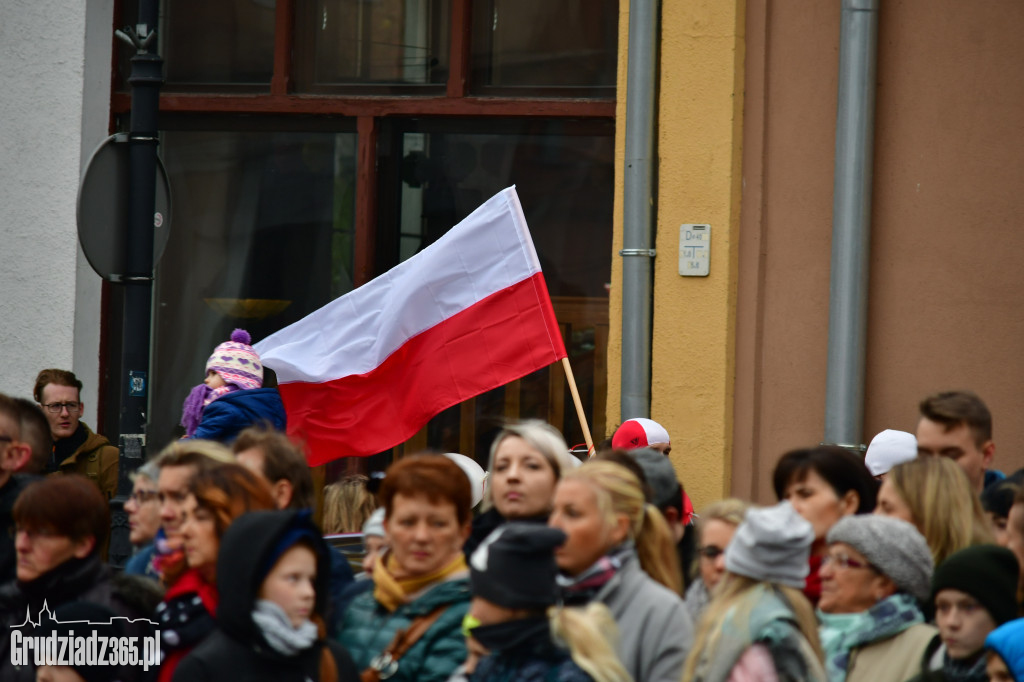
left=469, top=523, right=567, bottom=610
left=931, top=544, right=1020, bottom=625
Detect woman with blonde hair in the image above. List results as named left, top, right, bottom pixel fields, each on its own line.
left=683, top=498, right=749, bottom=621
left=874, top=456, right=992, bottom=565
left=464, top=420, right=579, bottom=557
left=683, top=502, right=825, bottom=682
left=549, top=460, right=691, bottom=682
left=322, top=474, right=377, bottom=534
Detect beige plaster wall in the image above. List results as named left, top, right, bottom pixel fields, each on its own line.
left=609, top=0, right=746, bottom=510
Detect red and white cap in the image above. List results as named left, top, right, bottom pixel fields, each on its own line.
left=612, top=418, right=671, bottom=450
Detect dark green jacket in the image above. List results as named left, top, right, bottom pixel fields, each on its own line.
left=336, top=575, right=471, bottom=682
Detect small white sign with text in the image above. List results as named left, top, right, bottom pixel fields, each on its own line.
left=678, top=224, right=710, bottom=277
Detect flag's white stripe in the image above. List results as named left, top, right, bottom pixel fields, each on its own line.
left=254, top=187, right=541, bottom=383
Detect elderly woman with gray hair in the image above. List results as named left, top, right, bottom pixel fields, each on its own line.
left=817, top=515, right=937, bottom=682
left=123, top=460, right=163, bottom=580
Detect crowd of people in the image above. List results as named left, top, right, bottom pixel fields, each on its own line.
left=1, top=330, right=1024, bottom=682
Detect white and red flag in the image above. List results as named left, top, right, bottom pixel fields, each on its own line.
left=255, top=186, right=567, bottom=466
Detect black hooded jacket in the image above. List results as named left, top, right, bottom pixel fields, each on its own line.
left=172, top=510, right=357, bottom=682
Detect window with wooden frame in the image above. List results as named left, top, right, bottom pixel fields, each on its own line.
left=110, top=0, right=617, bottom=480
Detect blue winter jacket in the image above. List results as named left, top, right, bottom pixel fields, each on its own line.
left=191, top=388, right=286, bottom=443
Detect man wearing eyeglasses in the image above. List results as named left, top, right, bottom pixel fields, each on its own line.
left=32, top=369, right=118, bottom=501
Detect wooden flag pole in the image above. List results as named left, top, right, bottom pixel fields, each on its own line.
left=561, top=357, right=595, bottom=455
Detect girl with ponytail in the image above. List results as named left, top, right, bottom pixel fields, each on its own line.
left=549, top=460, right=694, bottom=682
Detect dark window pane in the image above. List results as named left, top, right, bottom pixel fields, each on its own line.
left=117, top=0, right=276, bottom=90
left=389, top=123, right=613, bottom=297
left=471, top=0, right=618, bottom=96
left=380, top=119, right=613, bottom=454
left=150, top=128, right=357, bottom=448
left=293, top=0, right=449, bottom=91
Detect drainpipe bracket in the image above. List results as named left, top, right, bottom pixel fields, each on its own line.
left=819, top=441, right=867, bottom=454
left=619, top=249, right=657, bottom=258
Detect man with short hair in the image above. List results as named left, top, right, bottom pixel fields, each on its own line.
left=233, top=425, right=315, bottom=510
left=910, top=545, right=1019, bottom=682
left=154, top=440, right=235, bottom=546
left=33, top=368, right=118, bottom=500
left=12, top=398, right=51, bottom=475
left=232, top=425, right=354, bottom=632
left=0, top=394, right=34, bottom=583
left=916, top=391, right=1001, bottom=495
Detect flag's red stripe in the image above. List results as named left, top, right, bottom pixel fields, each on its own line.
left=280, top=273, right=567, bottom=465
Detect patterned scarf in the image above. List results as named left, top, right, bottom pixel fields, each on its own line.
left=372, top=550, right=468, bottom=612
left=556, top=542, right=634, bottom=605
left=818, top=592, right=924, bottom=682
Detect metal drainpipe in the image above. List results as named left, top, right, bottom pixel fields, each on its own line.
left=824, top=0, right=880, bottom=449
left=620, top=0, right=660, bottom=421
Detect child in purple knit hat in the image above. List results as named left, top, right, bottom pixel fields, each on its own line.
left=181, top=329, right=285, bottom=442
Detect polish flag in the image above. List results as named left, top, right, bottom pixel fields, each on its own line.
left=254, top=187, right=567, bottom=465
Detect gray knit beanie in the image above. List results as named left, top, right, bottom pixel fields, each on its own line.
left=725, top=501, right=814, bottom=588
left=826, top=515, right=933, bottom=603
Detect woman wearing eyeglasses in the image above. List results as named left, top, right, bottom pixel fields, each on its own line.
left=817, top=515, right=937, bottom=682
left=683, top=498, right=748, bottom=622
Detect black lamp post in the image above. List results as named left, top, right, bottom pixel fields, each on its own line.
left=109, top=0, right=163, bottom=565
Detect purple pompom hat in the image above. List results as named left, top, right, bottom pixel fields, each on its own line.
left=205, top=328, right=263, bottom=390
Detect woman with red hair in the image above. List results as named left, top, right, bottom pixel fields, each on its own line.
left=336, top=454, right=474, bottom=682
left=156, top=462, right=275, bottom=682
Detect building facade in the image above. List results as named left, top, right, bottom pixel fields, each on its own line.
left=2, top=0, right=1022, bottom=506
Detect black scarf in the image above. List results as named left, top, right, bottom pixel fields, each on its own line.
left=10, top=555, right=106, bottom=619
left=471, top=615, right=552, bottom=655
left=51, top=423, right=88, bottom=472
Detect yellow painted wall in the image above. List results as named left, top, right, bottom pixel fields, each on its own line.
left=608, top=0, right=745, bottom=510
